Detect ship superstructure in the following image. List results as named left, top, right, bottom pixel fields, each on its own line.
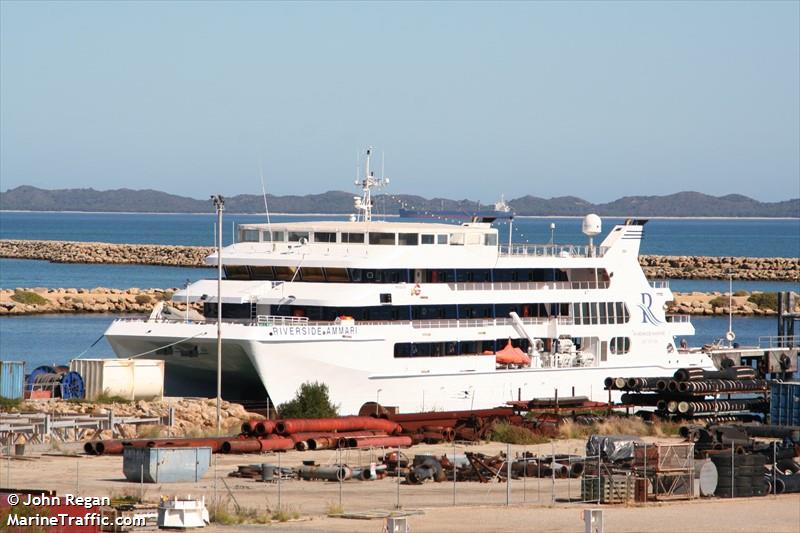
left=105, top=151, right=713, bottom=413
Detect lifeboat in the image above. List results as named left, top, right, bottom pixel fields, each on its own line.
left=483, top=339, right=530, bottom=366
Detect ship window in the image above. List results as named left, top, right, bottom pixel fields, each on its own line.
left=302, top=267, right=325, bottom=281
left=450, top=233, right=465, bottom=245
left=273, top=266, right=297, bottom=281
left=398, top=233, right=419, bottom=246
left=271, top=231, right=286, bottom=242
left=314, top=232, right=337, bottom=243
left=380, top=293, right=392, bottom=304
left=224, top=265, right=250, bottom=280
left=599, top=302, right=608, bottom=324
left=342, top=232, right=365, bottom=243
left=610, top=337, right=631, bottom=354
left=250, top=266, right=276, bottom=280
left=369, top=232, right=396, bottom=245
left=466, top=233, right=482, bottom=245
left=241, top=229, right=260, bottom=242
left=484, top=234, right=498, bottom=246
left=325, top=268, right=349, bottom=282
left=288, top=231, right=309, bottom=242
left=421, top=234, right=435, bottom=245
left=437, top=234, right=448, bottom=245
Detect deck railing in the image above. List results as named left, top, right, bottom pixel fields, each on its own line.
left=449, top=280, right=608, bottom=291
left=498, top=243, right=608, bottom=258
left=665, top=315, right=692, bottom=323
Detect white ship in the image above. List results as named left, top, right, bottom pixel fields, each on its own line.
left=105, top=149, right=715, bottom=414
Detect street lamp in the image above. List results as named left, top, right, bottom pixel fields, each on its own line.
left=211, top=194, right=225, bottom=433
left=549, top=223, right=556, bottom=246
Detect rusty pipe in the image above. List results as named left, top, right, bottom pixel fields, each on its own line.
left=275, top=416, right=400, bottom=435
left=342, top=435, right=413, bottom=449
left=222, top=437, right=294, bottom=454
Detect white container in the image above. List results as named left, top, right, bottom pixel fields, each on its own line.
left=158, top=496, right=209, bottom=529
left=69, top=358, right=164, bottom=401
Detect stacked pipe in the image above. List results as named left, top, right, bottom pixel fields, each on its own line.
left=380, top=407, right=521, bottom=443
left=606, top=366, right=769, bottom=421
left=86, top=415, right=408, bottom=456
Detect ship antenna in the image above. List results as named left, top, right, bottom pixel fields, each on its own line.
left=352, top=146, right=389, bottom=222
left=259, top=159, right=272, bottom=234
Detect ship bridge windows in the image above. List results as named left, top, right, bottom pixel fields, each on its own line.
left=369, top=232, right=396, bottom=245
left=250, top=266, right=276, bottom=280
left=241, top=229, right=260, bottom=242
left=421, top=234, right=435, bottom=244
left=314, top=232, right=337, bottom=243
left=572, top=302, right=630, bottom=325
left=262, top=230, right=285, bottom=242
left=223, top=265, right=250, bottom=280
left=398, top=233, right=419, bottom=246
left=341, top=232, right=365, bottom=243
left=437, top=234, right=448, bottom=245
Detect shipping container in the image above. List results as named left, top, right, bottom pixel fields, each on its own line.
left=69, top=358, right=164, bottom=401
left=123, top=446, right=211, bottom=483
left=0, top=361, right=25, bottom=400
left=770, top=381, right=800, bottom=426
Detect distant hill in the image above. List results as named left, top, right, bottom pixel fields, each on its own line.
left=1, top=185, right=798, bottom=217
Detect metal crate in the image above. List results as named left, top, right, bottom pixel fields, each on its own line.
left=770, top=381, right=800, bottom=426
left=633, top=443, right=694, bottom=472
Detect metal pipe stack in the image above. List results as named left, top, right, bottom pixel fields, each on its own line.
left=606, top=366, right=769, bottom=421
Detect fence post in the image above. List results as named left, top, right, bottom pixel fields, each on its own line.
left=730, top=445, right=735, bottom=498
left=551, top=443, right=556, bottom=504
left=506, top=443, right=511, bottom=506
left=396, top=445, right=401, bottom=509
left=338, top=447, right=343, bottom=510
left=278, top=451, right=282, bottom=510
left=772, top=441, right=776, bottom=496
left=452, top=439, right=456, bottom=506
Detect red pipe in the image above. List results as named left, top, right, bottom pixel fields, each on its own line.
left=222, top=437, right=294, bottom=454
left=275, top=416, right=399, bottom=435
left=345, top=435, right=412, bottom=449
left=384, top=408, right=515, bottom=422
left=255, top=420, right=276, bottom=435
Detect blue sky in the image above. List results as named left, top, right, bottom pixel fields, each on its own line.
left=1, top=1, right=798, bottom=202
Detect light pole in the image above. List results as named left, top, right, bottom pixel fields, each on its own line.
left=726, top=269, right=735, bottom=347
left=211, top=194, right=225, bottom=433
left=376, top=388, right=383, bottom=415
left=549, top=223, right=556, bottom=246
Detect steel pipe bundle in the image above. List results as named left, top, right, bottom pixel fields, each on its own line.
left=677, top=399, right=768, bottom=414
left=625, top=377, right=662, bottom=391
left=677, top=379, right=767, bottom=394
left=674, top=366, right=757, bottom=382
left=275, top=416, right=400, bottom=435
left=621, top=393, right=670, bottom=407
left=729, top=425, right=800, bottom=442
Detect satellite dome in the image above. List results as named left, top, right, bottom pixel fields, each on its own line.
left=582, top=214, right=602, bottom=237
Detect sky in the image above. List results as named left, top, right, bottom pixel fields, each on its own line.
left=1, top=1, right=798, bottom=203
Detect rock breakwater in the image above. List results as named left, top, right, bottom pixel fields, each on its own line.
left=640, top=255, right=799, bottom=281
left=0, top=287, right=199, bottom=315
left=0, top=239, right=212, bottom=267
left=1, top=239, right=797, bottom=281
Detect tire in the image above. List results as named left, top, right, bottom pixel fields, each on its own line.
left=750, top=454, right=767, bottom=467
left=715, top=466, right=732, bottom=479
left=716, top=478, right=753, bottom=490
left=735, top=485, right=754, bottom=498
left=715, top=487, right=734, bottom=498
left=752, top=485, right=767, bottom=497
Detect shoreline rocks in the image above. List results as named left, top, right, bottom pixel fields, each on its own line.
left=0, top=239, right=798, bottom=281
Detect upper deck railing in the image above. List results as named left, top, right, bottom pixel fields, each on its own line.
left=665, top=315, right=691, bottom=323
left=758, top=335, right=799, bottom=348
left=449, top=280, right=608, bottom=292
left=499, top=243, right=608, bottom=258
left=115, top=314, right=575, bottom=329
left=649, top=280, right=670, bottom=289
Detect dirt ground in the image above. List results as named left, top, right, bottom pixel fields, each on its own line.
left=3, top=438, right=799, bottom=532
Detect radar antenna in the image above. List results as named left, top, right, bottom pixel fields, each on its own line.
left=352, top=146, right=389, bottom=222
